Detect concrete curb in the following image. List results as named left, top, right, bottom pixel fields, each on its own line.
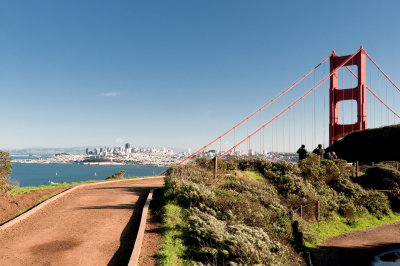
left=0, top=176, right=164, bottom=231
left=128, top=187, right=158, bottom=266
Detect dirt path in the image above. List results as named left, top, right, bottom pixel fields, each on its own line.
left=313, top=221, right=400, bottom=266
left=0, top=177, right=164, bottom=266
left=138, top=188, right=163, bottom=266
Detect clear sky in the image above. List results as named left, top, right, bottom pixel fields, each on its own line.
left=1, top=0, right=400, bottom=151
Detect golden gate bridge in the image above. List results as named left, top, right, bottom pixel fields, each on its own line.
left=179, top=46, right=400, bottom=164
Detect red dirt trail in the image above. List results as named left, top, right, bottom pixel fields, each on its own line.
left=313, top=221, right=400, bottom=266
left=0, top=177, right=164, bottom=266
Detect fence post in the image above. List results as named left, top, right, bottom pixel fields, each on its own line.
left=396, top=162, right=399, bottom=171
left=300, top=205, right=303, bottom=218
left=316, top=201, right=320, bottom=222
left=356, top=161, right=359, bottom=177
left=214, top=156, right=218, bottom=179
left=289, top=211, right=294, bottom=221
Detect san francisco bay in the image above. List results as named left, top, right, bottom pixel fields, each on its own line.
left=9, top=163, right=168, bottom=187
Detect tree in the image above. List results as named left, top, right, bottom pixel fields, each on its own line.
left=0, top=151, right=12, bottom=191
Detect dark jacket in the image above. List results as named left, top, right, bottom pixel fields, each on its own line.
left=297, top=148, right=308, bottom=160
left=313, top=148, right=325, bottom=158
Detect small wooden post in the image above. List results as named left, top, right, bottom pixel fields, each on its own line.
left=396, top=162, right=399, bottom=171
left=356, top=161, right=359, bottom=177
left=289, top=211, right=294, bottom=221
left=372, top=162, right=375, bottom=167
left=316, top=201, right=320, bottom=222
left=300, top=205, right=303, bottom=218
left=213, top=156, right=218, bottom=179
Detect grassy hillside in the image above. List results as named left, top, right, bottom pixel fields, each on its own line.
left=328, top=124, right=400, bottom=163
left=157, top=155, right=399, bottom=265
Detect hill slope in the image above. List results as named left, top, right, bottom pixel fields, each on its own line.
left=329, top=124, right=400, bottom=163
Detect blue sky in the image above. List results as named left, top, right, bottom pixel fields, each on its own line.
left=1, top=0, right=400, bottom=151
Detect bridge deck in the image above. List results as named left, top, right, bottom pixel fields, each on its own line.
left=0, top=177, right=164, bottom=266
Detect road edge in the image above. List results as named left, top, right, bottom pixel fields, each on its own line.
left=128, top=187, right=157, bottom=266
left=0, top=176, right=164, bottom=231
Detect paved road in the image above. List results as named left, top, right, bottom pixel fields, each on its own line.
left=0, top=177, right=164, bottom=266
left=313, top=221, right=400, bottom=266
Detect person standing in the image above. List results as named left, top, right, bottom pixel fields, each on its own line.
left=297, top=145, right=308, bottom=161
left=313, top=144, right=325, bottom=159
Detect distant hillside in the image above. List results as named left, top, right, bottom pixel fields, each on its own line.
left=328, top=124, right=400, bottom=163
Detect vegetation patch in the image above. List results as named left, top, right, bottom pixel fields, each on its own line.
left=306, top=213, right=400, bottom=248
left=159, top=155, right=400, bottom=265
left=8, top=176, right=141, bottom=194
left=106, top=170, right=126, bottom=180
left=157, top=201, right=188, bottom=265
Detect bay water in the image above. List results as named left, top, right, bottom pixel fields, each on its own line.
left=9, top=163, right=168, bottom=187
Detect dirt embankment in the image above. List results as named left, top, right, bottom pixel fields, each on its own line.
left=0, top=187, right=69, bottom=224
left=0, top=177, right=164, bottom=266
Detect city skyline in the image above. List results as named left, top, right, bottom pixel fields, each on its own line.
left=1, top=1, right=400, bottom=152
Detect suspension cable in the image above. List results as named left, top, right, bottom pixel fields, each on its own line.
left=366, top=52, right=400, bottom=94
left=220, top=48, right=362, bottom=158
left=175, top=54, right=331, bottom=165
left=175, top=55, right=330, bottom=165
left=345, top=66, right=400, bottom=119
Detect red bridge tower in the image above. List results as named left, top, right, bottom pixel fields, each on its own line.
left=329, top=47, right=367, bottom=145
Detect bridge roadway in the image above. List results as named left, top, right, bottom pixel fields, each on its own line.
left=0, top=177, right=164, bottom=266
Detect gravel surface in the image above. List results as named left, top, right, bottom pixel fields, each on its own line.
left=313, top=221, right=400, bottom=266
left=0, top=177, right=164, bottom=266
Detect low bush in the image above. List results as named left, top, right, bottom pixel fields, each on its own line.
left=365, top=190, right=391, bottom=217
left=106, top=170, right=126, bottom=180
left=354, top=165, right=400, bottom=190
left=161, top=156, right=395, bottom=264
left=0, top=151, right=13, bottom=192
left=186, top=207, right=298, bottom=265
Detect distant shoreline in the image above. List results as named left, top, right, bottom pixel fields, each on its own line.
left=11, top=161, right=170, bottom=167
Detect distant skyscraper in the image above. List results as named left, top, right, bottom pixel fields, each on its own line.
left=188, top=147, right=191, bottom=155
left=125, top=143, right=131, bottom=149
left=248, top=149, right=254, bottom=156
left=85, top=148, right=90, bottom=155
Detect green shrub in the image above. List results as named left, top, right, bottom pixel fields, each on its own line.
left=0, top=151, right=13, bottom=192
left=164, top=156, right=396, bottom=264
left=355, top=165, right=400, bottom=190
left=299, top=154, right=325, bottom=180
left=365, top=190, right=391, bottom=217
left=186, top=208, right=297, bottom=265
left=337, top=194, right=358, bottom=219
left=106, top=170, right=126, bottom=180
left=167, top=177, right=215, bottom=208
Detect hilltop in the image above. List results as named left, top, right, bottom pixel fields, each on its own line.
left=328, top=124, right=400, bottom=163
